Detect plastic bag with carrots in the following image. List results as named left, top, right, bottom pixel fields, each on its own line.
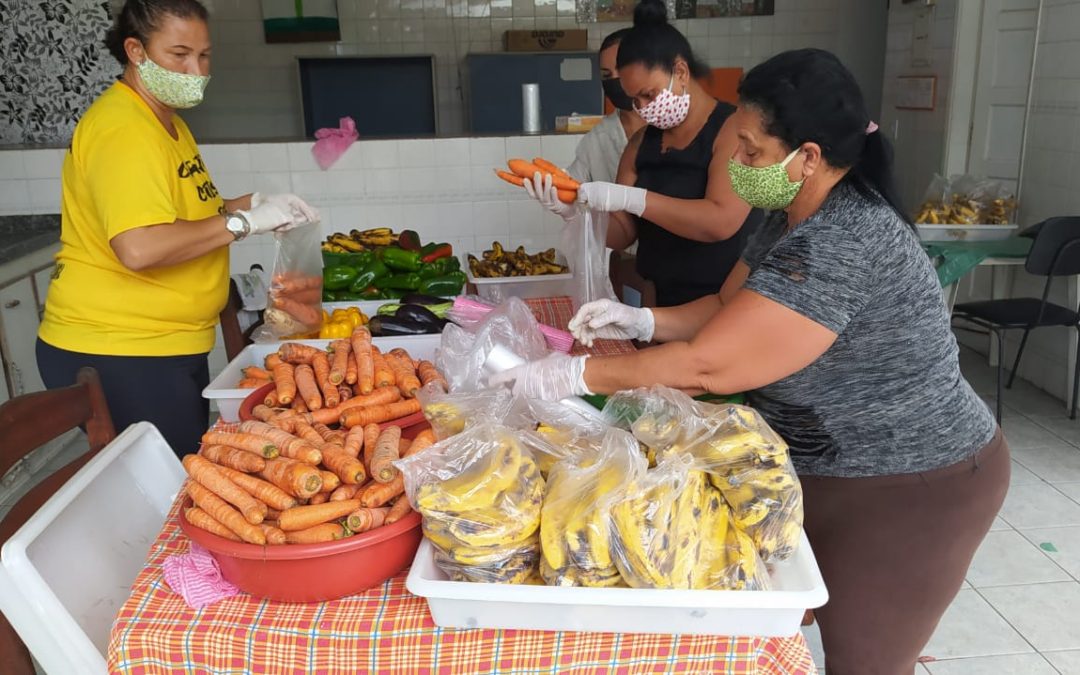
left=253, top=223, right=325, bottom=342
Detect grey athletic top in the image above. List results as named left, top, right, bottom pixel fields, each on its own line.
left=740, top=180, right=996, bottom=478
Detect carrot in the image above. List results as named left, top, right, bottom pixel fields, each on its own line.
left=265, top=353, right=283, bottom=369
left=337, top=387, right=403, bottom=413
left=266, top=508, right=283, bottom=520
left=359, top=474, right=405, bottom=508
left=294, top=364, right=323, bottom=411
left=351, top=327, right=374, bottom=395
left=343, top=425, right=365, bottom=458
left=273, top=296, right=322, bottom=326
left=321, top=447, right=367, bottom=485
left=185, top=507, right=242, bottom=542
left=278, top=499, right=362, bottom=531
left=243, top=366, right=272, bottom=380
left=533, top=157, right=573, bottom=180
left=183, top=455, right=267, bottom=525
left=341, top=398, right=421, bottom=429
left=416, top=361, right=447, bottom=391
left=337, top=385, right=353, bottom=403
left=201, top=431, right=278, bottom=459
left=237, top=420, right=320, bottom=463
left=345, top=507, right=390, bottom=533
left=370, top=426, right=402, bottom=484
left=384, top=496, right=414, bottom=525
left=273, top=274, right=322, bottom=293
left=292, top=420, right=328, bottom=449
left=187, top=481, right=266, bottom=544
left=495, top=168, right=526, bottom=187
left=259, top=522, right=287, bottom=545
left=214, top=464, right=298, bottom=511
left=557, top=188, right=577, bottom=204
left=507, top=158, right=543, bottom=179
left=313, top=422, right=346, bottom=446
left=346, top=353, right=358, bottom=385
left=331, top=484, right=363, bottom=501
left=311, top=352, right=339, bottom=408
left=259, top=457, right=324, bottom=499
left=363, top=423, right=381, bottom=473
left=328, top=339, right=351, bottom=385
left=386, top=352, right=421, bottom=398
left=279, top=342, right=322, bottom=365
left=237, top=378, right=266, bottom=389
left=319, top=470, right=342, bottom=493
left=371, top=348, right=395, bottom=388
left=309, top=492, right=330, bottom=505
left=252, top=404, right=278, bottom=422
left=285, top=523, right=349, bottom=544
left=272, top=361, right=296, bottom=405
left=403, top=430, right=436, bottom=458
left=292, top=392, right=309, bottom=414
left=200, top=444, right=265, bottom=472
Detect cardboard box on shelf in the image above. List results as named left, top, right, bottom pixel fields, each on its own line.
left=555, top=114, right=605, bottom=133
left=503, top=30, right=588, bottom=52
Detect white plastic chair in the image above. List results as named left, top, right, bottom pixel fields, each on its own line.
left=0, top=423, right=185, bottom=674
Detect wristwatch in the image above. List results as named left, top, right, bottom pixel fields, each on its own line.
left=225, top=212, right=251, bottom=241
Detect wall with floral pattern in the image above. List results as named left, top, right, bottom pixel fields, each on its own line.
left=0, top=0, right=118, bottom=145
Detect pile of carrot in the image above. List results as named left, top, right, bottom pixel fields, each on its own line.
left=495, top=157, right=580, bottom=203
left=269, top=272, right=323, bottom=329
left=182, top=417, right=440, bottom=545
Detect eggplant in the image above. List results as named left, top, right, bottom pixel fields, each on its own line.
left=367, top=315, right=432, bottom=336
left=395, top=304, right=446, bottom=330
left=401, top=293, right=451, bottom=307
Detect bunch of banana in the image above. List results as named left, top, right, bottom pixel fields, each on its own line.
left=414, top=430, right=546, bottom=584
left=418, top=388, right=514, bottom=441
left=321, top=227, right=398, bottom=253
left=435, top=537, right=541, bottom=585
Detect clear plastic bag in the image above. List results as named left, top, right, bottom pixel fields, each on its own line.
left=604, top=386, right=803, bottom=564
left=605, top=453, right=771, bottom=590
left=252, top=224, right=324, bottom=341
left=539, top=428, right=643, bottom=587
left=561, top=207, right=616, bottom=310
left=416, top=385, right=531, bottom=440
left=435, top=297, right=549, bottom=393
left=395, top=421, right=548, bottom=584
left=914, top=174, right=1018, bottom=226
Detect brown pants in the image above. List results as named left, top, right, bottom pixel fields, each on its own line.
left=801, top=429, right=1010, bottom=675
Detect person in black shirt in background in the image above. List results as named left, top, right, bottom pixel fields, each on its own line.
left=524, top=0, right=762, bottom=307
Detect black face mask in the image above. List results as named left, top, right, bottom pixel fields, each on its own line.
left=602, top=77, right=635, bottom=111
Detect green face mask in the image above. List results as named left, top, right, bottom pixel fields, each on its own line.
left=727, top=148, right=804, bottom=211
left=136, top=55, right=210, bottom=109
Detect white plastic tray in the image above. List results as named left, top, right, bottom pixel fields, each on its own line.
left=204, top=334, right=442, bottom=421
left=407, top=534, right=828, bottom=637
left=917, top=224, right=1019, bottom=242
left=465, top=252, right=576, bottom=302
left=0, top=423, right=184, bottom=674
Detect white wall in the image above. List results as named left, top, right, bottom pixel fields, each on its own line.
left=182, top=0, right=887, bottom=140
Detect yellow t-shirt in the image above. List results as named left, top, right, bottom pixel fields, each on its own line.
left=39, top=82, right=228, bottom=356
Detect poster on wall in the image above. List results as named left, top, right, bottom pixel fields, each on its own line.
left=261, top=0, right=341, bottom=43
left=580, top=0, right=773, bottom=21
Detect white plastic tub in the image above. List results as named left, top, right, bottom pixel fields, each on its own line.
left=406, top=534, right=828, bottom=638
left=204, top=334, right=442, bottom=421
left=0, top=423, right=184, bottom=674
left=917, top=224, right=1019, bottom=242
left=465, top=252, right=576, bottom=302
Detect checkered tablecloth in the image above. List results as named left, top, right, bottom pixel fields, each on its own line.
left=524, top=296, right=635, bottom=357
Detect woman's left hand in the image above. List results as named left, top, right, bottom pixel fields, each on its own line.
left=252, top=192, right=321, bottom=226
left=488, top=353, right=592, bottom=401
left=577, top=182, right=647, bottom=216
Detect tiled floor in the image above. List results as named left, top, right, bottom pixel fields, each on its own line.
left=801, top=346, right=1080, bottom=674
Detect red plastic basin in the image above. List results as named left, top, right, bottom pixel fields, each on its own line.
left=238, top=382, right=427, bottom=430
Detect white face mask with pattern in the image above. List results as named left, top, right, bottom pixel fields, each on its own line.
left=633, top=74, right=690, bottom=130
left=136, top=54, right=210, bottom=109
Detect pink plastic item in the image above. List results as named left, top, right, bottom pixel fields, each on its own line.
left=162, top=541, right=241, bottom=609
left=312, top=116, right=359, bottom=170
left=450, top=297, right=574, bottom=352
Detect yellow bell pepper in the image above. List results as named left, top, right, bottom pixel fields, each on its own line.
left=319, top=319, right=353, bottom=339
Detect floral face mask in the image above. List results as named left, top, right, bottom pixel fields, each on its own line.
left=633, top=75, right=690, bottom=130
left=137, top=55, right=210, bottom=109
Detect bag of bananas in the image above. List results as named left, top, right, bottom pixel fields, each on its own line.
left=395, top=421, right=549, bottom=584
left=539, top=428, right=643, bottom=587
left=604, top=386, right=804, bottom=564
left=605, top=453, right=771, bottom=590
left=417, top=385, right=517, bottom=440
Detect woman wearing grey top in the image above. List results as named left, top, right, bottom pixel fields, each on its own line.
left=494, top=49, right=1008, bottom=674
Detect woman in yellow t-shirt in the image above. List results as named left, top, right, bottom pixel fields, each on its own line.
left=37, top=0, right=318, bottom=458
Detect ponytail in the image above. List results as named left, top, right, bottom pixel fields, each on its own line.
left=849, top=130, right=912, bottom=227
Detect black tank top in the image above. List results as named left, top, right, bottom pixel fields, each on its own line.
left=633, top=102, right=763, bottom=307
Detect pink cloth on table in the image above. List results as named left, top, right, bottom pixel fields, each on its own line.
left=312, top=116, right=359, bottom=170
left=450, top=296, right=575, bottom=352
left=162, top=541, right=241, bottom=609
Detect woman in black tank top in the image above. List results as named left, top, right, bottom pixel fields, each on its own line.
left=524, top=0, right=762, bottom=307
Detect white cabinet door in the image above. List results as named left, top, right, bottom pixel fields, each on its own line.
left=0, top=277, right=45, bottom=397
left=33, top=266, right=53, bottom=316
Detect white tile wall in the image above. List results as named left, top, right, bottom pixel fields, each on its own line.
left=178, top=0, right=887, bottom=140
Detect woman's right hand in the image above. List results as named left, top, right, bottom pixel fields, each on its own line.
left=237, top=202, right=296, bottom=235
left=251, top=192, right=321, bottom=224
left=524, top=172, right=578, bottom=221
left=569, top=299, right=655, bottom=346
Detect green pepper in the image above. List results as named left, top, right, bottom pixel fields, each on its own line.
left=323, top=265, right=359, bottom=291
left=322, top=289, right=337, bottom=302
left=322, top=251, right=373, bottom=269
left=381, top=247, right=423, bottom=272
left=376, top=273, right=422, bottom=291
left=398, top=229, right=422, bottom=252
left=358, top=286, right=384, bottom=300
left=421, top=242, right=453, bottom=263
left=419, top=271, right=467, bottom=296
left=333, top=290, right=365, bottom=301
left=418, top=256, right=459, bottom=279
left=347, top=267, right=379, bottom=294
left=382, top=289, right=406, bottom=300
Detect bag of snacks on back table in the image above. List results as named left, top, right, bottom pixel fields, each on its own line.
left=914, top=174, right=1018, bottom=226
left=253, top=223, right=324, bottom=341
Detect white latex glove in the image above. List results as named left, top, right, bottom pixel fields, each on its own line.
left=251, top=192, right=321, bottom=225
left=568, top=299, right=655, bottom=347
left=577, top=182, right=647, bottom=216
left=236, top=202, right=294, bottom=235
left=488, top=353, right=592, bottom=401
left=523, top=172, right=578, bottom=221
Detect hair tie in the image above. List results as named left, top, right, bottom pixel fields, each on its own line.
left=866, top=121, right=879, bottom=135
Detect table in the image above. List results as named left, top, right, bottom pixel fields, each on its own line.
left=524, top=296, right=634, bottom=357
